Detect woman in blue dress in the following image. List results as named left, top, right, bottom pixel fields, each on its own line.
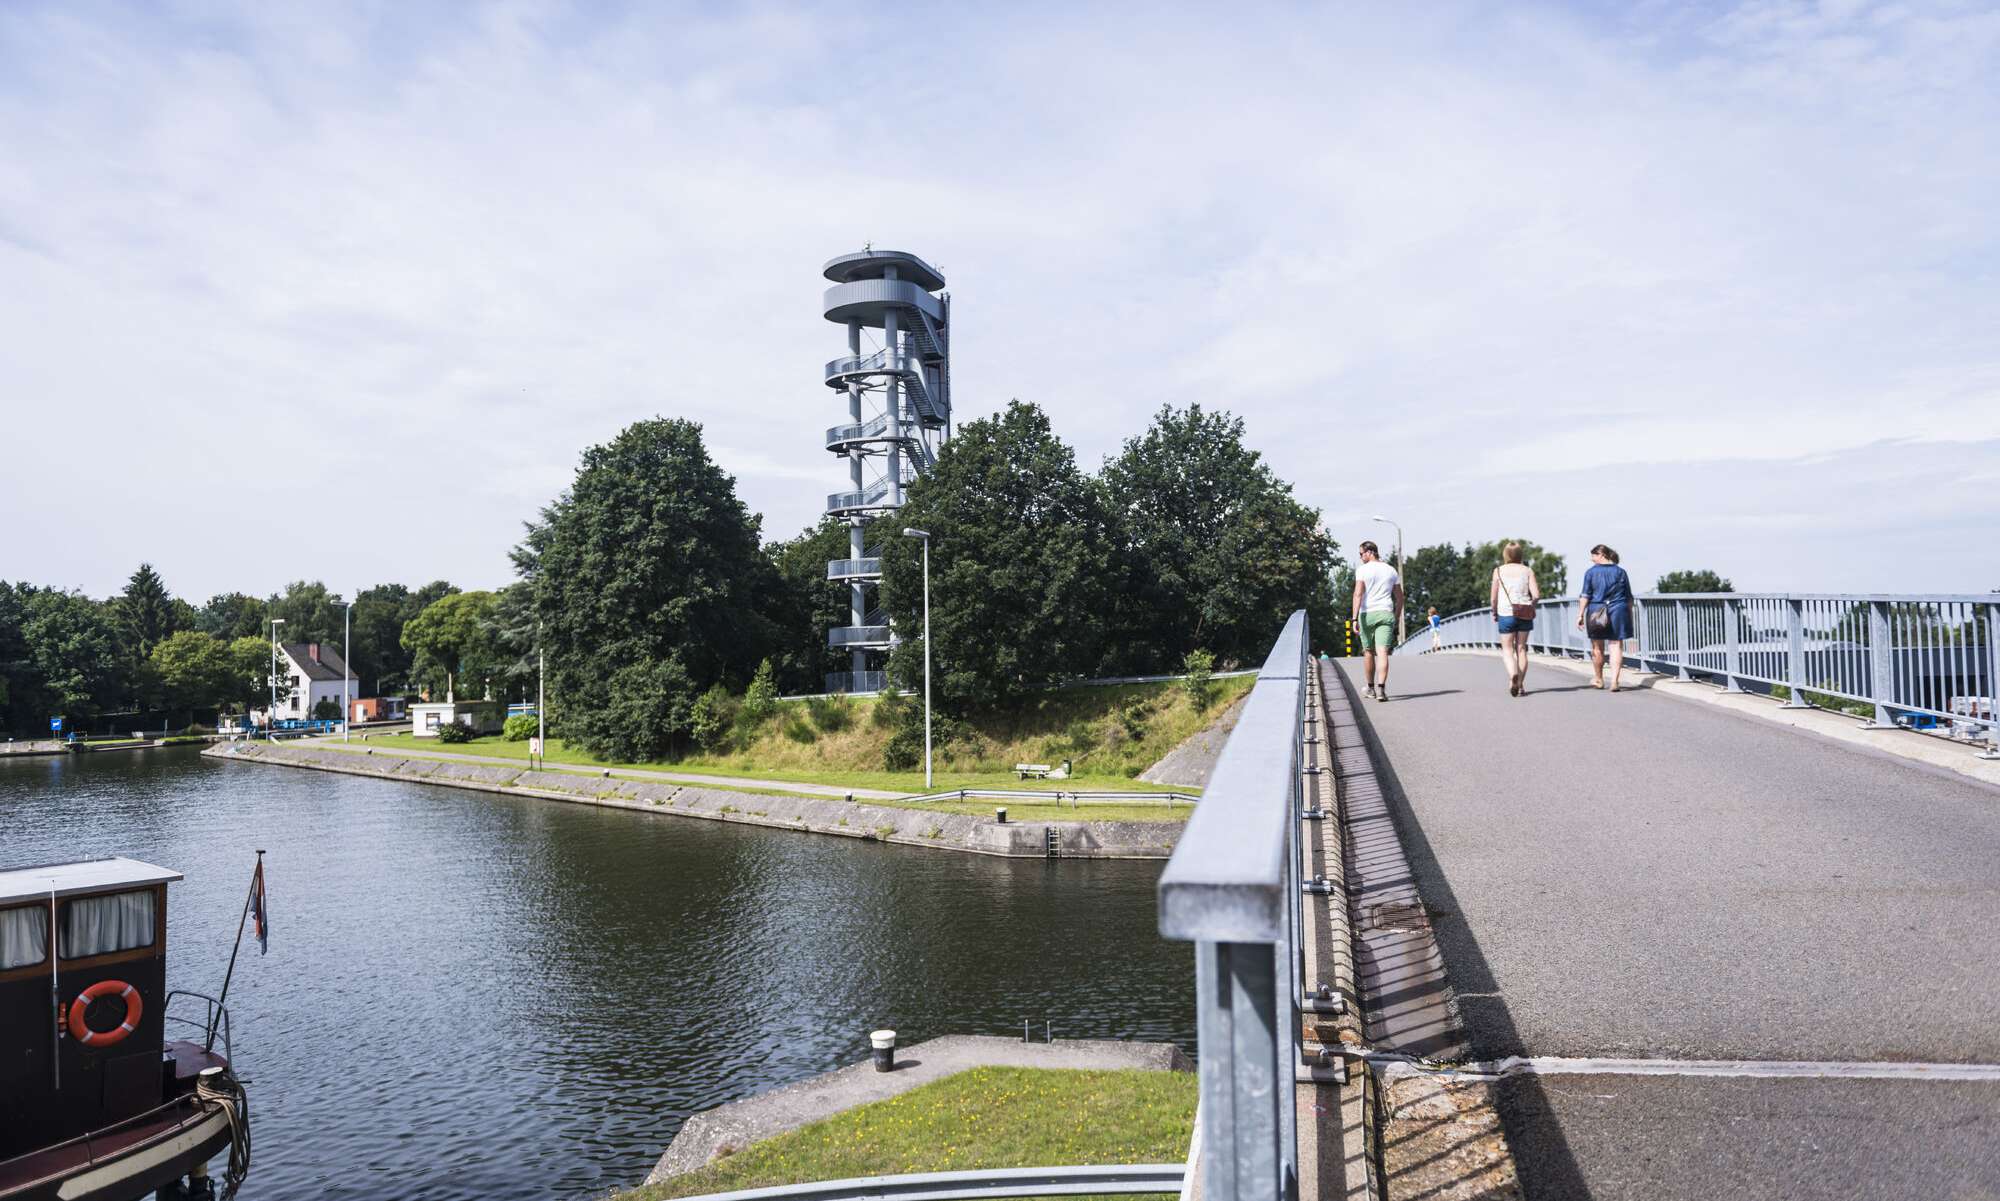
left=1575, top=544, right=1634, bottom=691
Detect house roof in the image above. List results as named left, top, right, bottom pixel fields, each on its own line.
left=280, top=642, right=357, bottom=682
left=0, top=857, right=182, bottom=907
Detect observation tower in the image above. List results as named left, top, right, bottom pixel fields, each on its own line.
left=819, top=249, right=952, bottom=693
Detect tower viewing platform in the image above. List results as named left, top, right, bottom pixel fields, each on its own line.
left=818, top=249, right=951, bottom=694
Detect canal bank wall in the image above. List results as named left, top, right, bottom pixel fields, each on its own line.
left=203, top=742, right=1181, bottom=859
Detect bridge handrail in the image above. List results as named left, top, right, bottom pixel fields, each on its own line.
left=1157, top=610, right=1309, bottom=1201
left=1400, top=592, right=2000, bottom=750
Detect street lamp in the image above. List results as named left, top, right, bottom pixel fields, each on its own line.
left=902, top=527, right=933, bottom=790
left=342, top=598, right=353, bottom=742
left=1371, top=515, right=1406, bottom=646
left=267, top=618, right=285, bottom=740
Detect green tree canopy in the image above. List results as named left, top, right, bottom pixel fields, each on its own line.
left=21, top=589, right=123, bottom=722
left=225, top=635, right=285, bottom=713
left=1655, top=568, right=1733, bottom=593
left=880, top=400, right=1115, bottom=712
left=1101, top=404, right=1340, bottom=671
left=763, top=516, right=861, bottom=695
left=513, top=417, right=777, bottom=759
left=115, top=563, right=189, bottom=657
left=1395, top=539, right=1569, bottom=615
left=269, top=580, right=346, bottom=647
left=401, top=590, right=505, bottom=698
left=149, top=631, right=234, bottom=716
left=349, top=580, right=457, bottom=695
left=196, top=592, right=270, bottom=641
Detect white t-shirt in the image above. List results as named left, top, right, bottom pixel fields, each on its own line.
left=1356, top=561, right=1400, bottom=613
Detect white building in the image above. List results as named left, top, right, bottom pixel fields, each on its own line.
left=265, top=642, right=358, bottom=723
left=409, top=699, right=505, bottom=737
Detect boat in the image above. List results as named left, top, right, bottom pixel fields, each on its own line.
left=0, top=858, right=251, bottom=1201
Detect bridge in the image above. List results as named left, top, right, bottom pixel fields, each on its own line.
left=1159, top=597, right=2000, bottom=1200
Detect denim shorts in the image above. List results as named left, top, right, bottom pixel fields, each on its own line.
left=1496, top=615, right=1533, bottom=634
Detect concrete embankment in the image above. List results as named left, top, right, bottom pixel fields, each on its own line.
left=203, top=742, right=1180, bottom=859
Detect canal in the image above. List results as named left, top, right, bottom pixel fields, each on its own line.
left=0, top=747, right=1195, bottom=1201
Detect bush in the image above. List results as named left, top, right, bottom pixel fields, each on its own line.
left=502, top=714, right=537, bottom=742
left=871, top=686, right=906, bottom=730
left=311, top=697, right=342, bottom=721
left=884, top=705, right=957, bottom=772
left=566, top=656, right=696, bottom=762
left=782, top=713, right=818, bottom=744
left=740, top=659, right=779, bottom=726
left=1181, top=649, right=1216, bottom=712
left=691, top=683, right=735, bottom=752
left=1118, top=699, right=1152, bottom=741
left=435, top=722, right=474, bottom=744
left=806, top=694, right=853, bottom=733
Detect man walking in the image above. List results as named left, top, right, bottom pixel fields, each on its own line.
left=1351, top=541, right=1404, bottom=701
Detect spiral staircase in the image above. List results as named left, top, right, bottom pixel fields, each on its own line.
left=818, top=250, right=950, bottom=693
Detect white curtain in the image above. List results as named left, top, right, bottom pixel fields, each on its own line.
left=0, top=906, right=47, bottom=969
left=61, top=890, right=155, bottom=958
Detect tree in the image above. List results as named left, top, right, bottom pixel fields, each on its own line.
left=1396, top=539, right=1568, bottom=616
left=401, top=590, right=505, bottom=698
left=1656, top=569, right=1733, bottom=594
left=115, top=564, right=188, bottom=658
left=879, top=401, right=1115, bottom=712
left=513, top=417, right=777, bottom=759
left=196, top=593, right=270, bottom=641
left=21, top=589, right=123, bottom=724
left=225, top=635, right=286, bottom=714
left=1101, top=404, right=1341, bottom=671
left=269, top=581, right=345, bottom=648
left=348, top=581, right=457, bottom=695
left=763, top=517, right=857, bottom=695
left=149, top=631, right=234, bottom=718
left=482, top=582, right=539, bottom=702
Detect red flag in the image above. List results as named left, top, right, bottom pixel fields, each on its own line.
left=249, top=860, right=269, bottom=955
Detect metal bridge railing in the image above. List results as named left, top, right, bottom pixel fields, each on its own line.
left=1401, top=593, right=2000, bottom=754
left=1157, top=609, right=1316, bottom=1201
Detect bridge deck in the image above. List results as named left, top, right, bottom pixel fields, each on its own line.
left=1338, top=652, right=2000, bottom=1198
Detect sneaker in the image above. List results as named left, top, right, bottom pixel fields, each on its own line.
left=1374, top=686, right=1388, bottom=702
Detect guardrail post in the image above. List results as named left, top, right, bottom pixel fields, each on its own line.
left=1865, top=601, right=1896, bottom=728
left=1722, top=597, right=1745, bottom=693
left=1983, top=603, right=2000, bottom=759
left=1194, top=942, right=1293, bottom=1201
left=1672, top=600, right=1692, bottom=681
left=1782, top=598, right=1811, bottom=708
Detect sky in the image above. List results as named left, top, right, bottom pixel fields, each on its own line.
left=2, top=0, right=1997, bottom=604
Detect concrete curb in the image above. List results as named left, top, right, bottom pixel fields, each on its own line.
left=202, top=742, right=1181, bottom=859
left=647, top=1035, right=1192, bottom=1184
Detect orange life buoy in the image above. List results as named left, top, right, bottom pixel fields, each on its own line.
left=68, top=979, right=143, bottom=1048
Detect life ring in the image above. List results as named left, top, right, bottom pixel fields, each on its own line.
left=68, top=980, right=143, bottom=1048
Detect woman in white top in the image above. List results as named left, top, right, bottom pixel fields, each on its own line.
left=1489, top=542, right=1541, bottom=697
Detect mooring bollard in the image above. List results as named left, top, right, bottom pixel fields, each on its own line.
left=870, top=1029, right=896, bottom=1072
left=995, top=806, right=1008, bottom=824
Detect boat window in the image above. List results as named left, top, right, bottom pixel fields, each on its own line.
left=60, top=889, right=156, bottom=959
left=1, top=905, right=47, bottom=969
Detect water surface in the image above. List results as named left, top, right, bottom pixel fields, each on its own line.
left=0, top=747, right=1193, bottom=1200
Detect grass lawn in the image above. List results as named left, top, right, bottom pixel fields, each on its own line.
left=337, top=735, right=1199, bottom=798
left=315, top=737, right=1194, bottom=821
left=616, top=1066, right=1195, bottom=1201
left=337, top=676, right=1245, bottom=801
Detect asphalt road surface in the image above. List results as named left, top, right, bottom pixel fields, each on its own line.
left=1338, top=653, right=2000, bottom=1200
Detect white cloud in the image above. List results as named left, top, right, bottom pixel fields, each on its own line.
left=0, top=0, right=1994, bottom=602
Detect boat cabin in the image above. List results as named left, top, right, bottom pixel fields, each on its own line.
left=0, top=857, right=249, bottom=1201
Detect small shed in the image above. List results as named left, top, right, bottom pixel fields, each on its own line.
left=410, top=699, right=504, bottom=737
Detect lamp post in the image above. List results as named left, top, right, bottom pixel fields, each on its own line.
left=1371, top=515, right=1406, bottom=646
left=342, top=599, right=353, bottom=741
left=267, top=618, right=285, bottom=739
left=536, top=645, right=545, bottom=771
left=902, top=527, right=932, bottom=790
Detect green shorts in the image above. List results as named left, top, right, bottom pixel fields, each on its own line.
left=1360, top=611, right=1397, bottom=650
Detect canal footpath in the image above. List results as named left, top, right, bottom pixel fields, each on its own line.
left=204, top=741, right=1184, bottom=859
